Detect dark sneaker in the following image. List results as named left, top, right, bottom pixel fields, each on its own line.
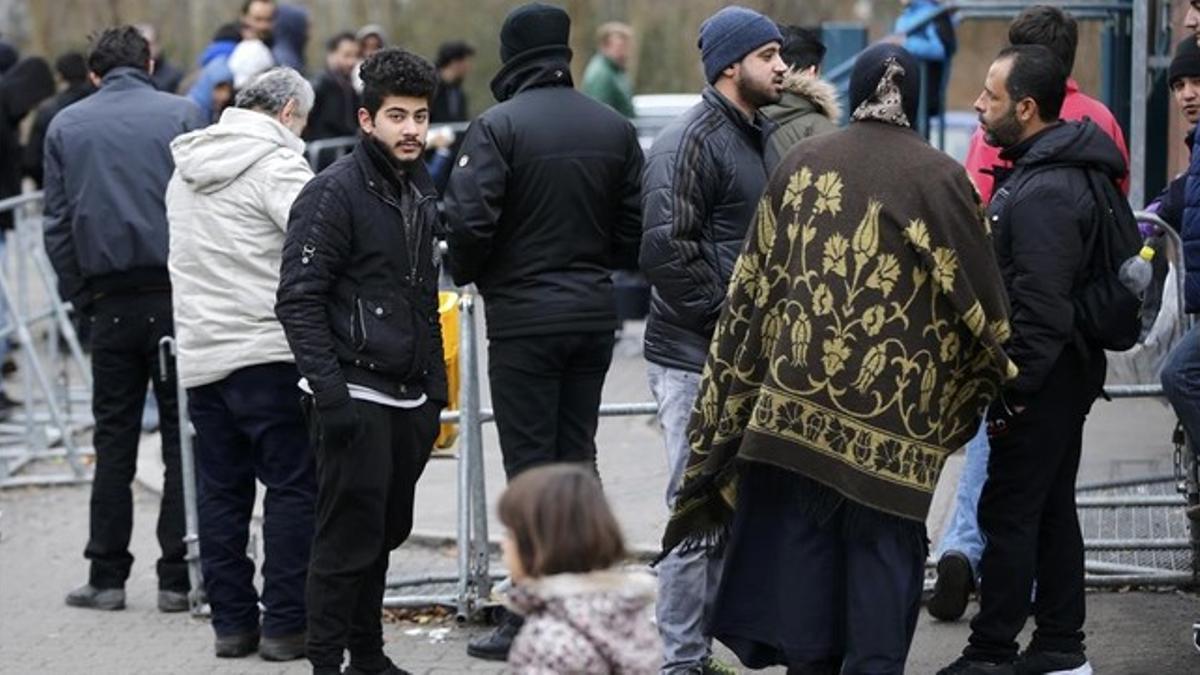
left=466, top=610, right=523, bottom=661
left=937, top=656, right=1017, bottom=675
left=214, top=632, right=259, bottom=658
left=259, top=632, right=305, bottom=662
left=1015, top=650, right=1092, bottom=674
left=928, top=551, right=974, bottom=622
left=157, top=590, right=189, bottom=613
left=65, top=584, right=125, bottom=611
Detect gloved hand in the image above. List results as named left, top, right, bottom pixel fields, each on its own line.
left=317, top=399, right=360, bottom=451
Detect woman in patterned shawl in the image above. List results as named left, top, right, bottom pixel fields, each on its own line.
left=660, top=43, right=1016, bottom=672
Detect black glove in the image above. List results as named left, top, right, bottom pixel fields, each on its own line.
left=317, top=399, right=360, bottom=451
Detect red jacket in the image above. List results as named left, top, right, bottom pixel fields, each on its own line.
left=964, top=79, right=1130, bottom=203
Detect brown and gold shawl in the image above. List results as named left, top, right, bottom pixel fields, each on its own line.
left=661, top=68, right=1017, bottom=555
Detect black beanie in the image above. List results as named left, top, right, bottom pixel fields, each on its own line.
left=499, top=2, right=571, bottom=64
left=849, top=43, right=921, bottom=125
left=1170, top=37, right=1200, bottom=88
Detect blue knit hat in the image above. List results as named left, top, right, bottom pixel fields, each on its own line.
left=698, top=6, right=783, bottom=84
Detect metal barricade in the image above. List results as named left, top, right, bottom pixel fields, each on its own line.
left=0, top=191, right=93, bottom=489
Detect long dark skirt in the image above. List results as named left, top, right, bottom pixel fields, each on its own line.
left=710, top=461, right=927, bottom=674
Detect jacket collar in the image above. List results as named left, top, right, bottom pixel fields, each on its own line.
left=353, top=134, right=437, bottom=201
left=998, top=122, right=1064, bottom=164
left=99, top=66, right=155, bottom=91
left=702, top=86, right=775, bottom=149
left=490, top=47, right=574, bottom=102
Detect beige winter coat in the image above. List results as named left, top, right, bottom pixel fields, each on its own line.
left=166, top=107, right=314, bottom=388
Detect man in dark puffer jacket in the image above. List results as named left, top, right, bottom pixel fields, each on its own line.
left=638, top=6, right=786, bottom=673
left=444, top=3, right=643, bottom=661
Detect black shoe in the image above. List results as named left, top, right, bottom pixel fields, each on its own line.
left=937, top=656, right=1016, bottom=675
left=1014, top=650, right=1092, bottom=674
left=157, top=590, right=189, bottom=613
left=928, top=551, right=974, bottom=622
left=214, top=631, right=259, bottom=658
left=259, top=632, right=306, bottom=661
left=342, top=659, right=412, bottom=675
left=65, top=584, right=125, bottom=611
left=465, top=610, right=523, bottom=661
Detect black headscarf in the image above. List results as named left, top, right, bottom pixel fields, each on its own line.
left=849, top=43, right=921, bottom=128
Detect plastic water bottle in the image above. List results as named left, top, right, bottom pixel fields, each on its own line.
left=1118, top=244, right=1155, bottom=296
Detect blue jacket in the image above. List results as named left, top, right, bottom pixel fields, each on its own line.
left=1183, top=142, right=1200, bottom=313
left=43, top=68, right=206, bottom=305
left=896, top=0, right=950, bottom=62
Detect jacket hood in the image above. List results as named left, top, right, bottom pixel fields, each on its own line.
left=508, top=570, right=656, bottom=659
left=186, top=58, right=234, bottom=120
left=765, top=72, right=841, bottom=125
left=199, top=40, right=237, bottom=67
left=171, top=107, right=304, bottom=194
left=272, top=4, right=309, bottom=71
left=1006, top=120, right=1127, bottom=181
left=0, top=56, right=55, bottom=121
left=489, top=48, right=573, bottom=102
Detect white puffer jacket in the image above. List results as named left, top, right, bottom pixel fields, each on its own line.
left=166, top=107, right=314, bottom=388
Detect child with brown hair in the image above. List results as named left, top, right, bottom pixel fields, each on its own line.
left=498, top=464, right=660, bottom=674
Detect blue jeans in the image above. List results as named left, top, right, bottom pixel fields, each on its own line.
left=1163, top=323, right=1200, bottom=459
left=936, top=421, right=990, bottom=577
left=648, top=362, right=722, bottom=674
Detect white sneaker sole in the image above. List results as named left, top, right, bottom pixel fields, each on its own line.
left=1046, top=663, right=1092, bottom=675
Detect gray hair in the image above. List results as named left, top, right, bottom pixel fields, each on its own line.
left=234, top=67, right=315, bottom=118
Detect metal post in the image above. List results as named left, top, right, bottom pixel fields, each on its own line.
left=466, top=297, right=492, bottom=611
left=1129, top=0, right=1148, bottom=207
left=159, top=337, right=205, bottom=613
left=455, top=294, right=481, bottom=620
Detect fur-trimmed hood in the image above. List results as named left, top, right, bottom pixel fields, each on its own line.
left=776, top=71, right=841, bottom=123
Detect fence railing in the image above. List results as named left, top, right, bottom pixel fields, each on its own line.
left=2, top=191, right=1195, bottom=618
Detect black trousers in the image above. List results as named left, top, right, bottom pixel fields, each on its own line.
left=305, top=398, right=440, bottom=670
left=487, top=331, right=615, bottom=479
left=712, top=464, right=926, bottom=675
left=189, top=363, right=315, bottom=638
left=966, top=348, right=1104, bottom=662
left=85, top=292, right=187, bottom=592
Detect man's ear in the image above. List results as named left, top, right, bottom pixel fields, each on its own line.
left=147, top=58, right=156, bottom=77
left=357, top=107, right=373, bottom=134
left=88, top=71, right=102, bottom=87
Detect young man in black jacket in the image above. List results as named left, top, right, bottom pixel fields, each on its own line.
left=444, top=2, right=642, bottom=661
left=940, top=45, right=1124, bottom=675
left=275, top=48, right=446, bottom=675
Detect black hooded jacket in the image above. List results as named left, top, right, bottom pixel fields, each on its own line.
left=443, top=49, right=643, bottom=338
left=988, top=120, right=1126, bottom=397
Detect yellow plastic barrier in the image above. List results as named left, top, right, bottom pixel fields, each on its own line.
left=435, top=291, right=460, bottom=451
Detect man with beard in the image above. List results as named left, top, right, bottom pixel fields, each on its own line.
left=444, top=2, right=643, bottom=662
left=662, top=42, right=1013, bottom=674
left=930, top=4, right=1130, bottom=625
left=639, top=6, right=785, bottom=673
left=275, top=48, right=447, bottom=675
left=939, top=44, right=1124, bottom=675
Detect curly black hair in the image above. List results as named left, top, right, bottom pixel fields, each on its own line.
left=87, top=25, right=151, bottom=77
left=360, top=47, right=438, bottom=116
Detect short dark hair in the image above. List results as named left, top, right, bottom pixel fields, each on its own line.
left=55, top=51, right=88, bottom=84
left=360, top=48, right=438, bottom=115
left=498, top=464, right=626, bottom=578
left=241, top=0, right=274, bottom=16
left=779, top=24, right=826, bottom=72
left=326, top=31, right=357, bottom=53
left=435, top=41, right=476, bottom=69
left=998, top=44, right=1067, bottom=122
left=87, top=26, right=151, bottom=77
left=1008, top=5, right=1078, bottom=76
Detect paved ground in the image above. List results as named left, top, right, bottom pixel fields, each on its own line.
left=2, top=320, right=1200, bottom=672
